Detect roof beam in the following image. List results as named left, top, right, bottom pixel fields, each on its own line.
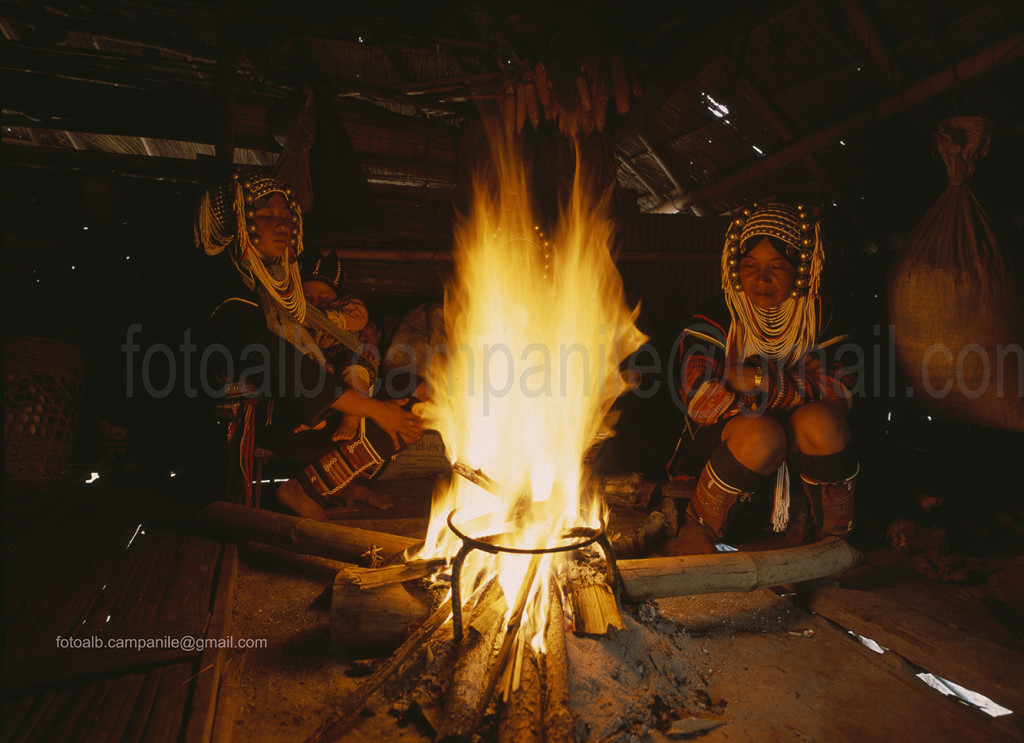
left=667, top=29, right=1024, bottom=213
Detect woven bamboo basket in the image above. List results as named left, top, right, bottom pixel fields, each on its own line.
left=4, top=338, right=85, bottom=495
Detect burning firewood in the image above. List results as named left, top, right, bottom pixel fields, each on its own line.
left=436, top=581, right=509, bottom=741
left=497, top=640, right=541, bottom=743
left=542, top=589, right=574, bottom=743
left=567, top=554, right=624, bottom=636
left=571, top=583, right=624, bottom=636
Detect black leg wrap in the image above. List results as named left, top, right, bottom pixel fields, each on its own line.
left=799, top=463, right=858, bottom=538
left=799, top=445, right=858, bottom=484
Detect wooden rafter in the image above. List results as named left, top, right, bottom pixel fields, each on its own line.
left=668, top=29, right=1024, bottom=212
left=729, top=53, right=892, bottom=248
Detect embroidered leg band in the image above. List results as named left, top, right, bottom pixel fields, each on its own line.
left=799, top=446, right=858, bottom=537
left=296, top=429, right=386, bottom=504
left=685, top=443, right=772, bottom=539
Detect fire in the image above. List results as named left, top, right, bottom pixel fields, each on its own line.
left=416, top=134, right=646, bottom=644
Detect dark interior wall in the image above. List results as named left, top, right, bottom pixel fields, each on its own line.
left=2, top=165, right=228, bottom=473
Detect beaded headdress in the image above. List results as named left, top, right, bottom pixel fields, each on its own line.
left=195, top=171, right=308, bottom=323
left=721, top=202, right=825, bottom=366
left=722, top=202, right=822, bottom=298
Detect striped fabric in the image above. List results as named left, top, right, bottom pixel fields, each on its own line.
left=296, top=433, right=386, bottom=501
left=679, top=295, right=857, bottom=423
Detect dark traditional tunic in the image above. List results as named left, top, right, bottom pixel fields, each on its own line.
left=204, top=297, right=405, bottom=502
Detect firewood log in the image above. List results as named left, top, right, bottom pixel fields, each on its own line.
left=436, top=584, right=507, bottom=742
left=612, top=52, right=630, bottom=115
left=589, top=63, right=608, bottom=132
left=534, top=61, right=552, bottom=112
left=523, top=80, right=540, bottom=128
left=617, top=537, right=863, bottom=602
left=330, top=565, right=432, bottom=648
left=304, top=599, right=452, bottom=743
left=576, top=71, right=592, bottom=111
left=497, top=643, right=541, bottom=743
left=516, top=81, right=529, bottom=133
left=541, top=590, right=574, bottom=742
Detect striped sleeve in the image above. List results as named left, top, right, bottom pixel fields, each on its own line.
left=680, top=312, right=743, bottom=424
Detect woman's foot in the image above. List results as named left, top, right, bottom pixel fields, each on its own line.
left=344, top=483, right=393, bottom=510
left=275, top=479, right=327, bottom=520
left=332, top=414, right=361, bottom=442
left=675, top=523, right=718, bottom=555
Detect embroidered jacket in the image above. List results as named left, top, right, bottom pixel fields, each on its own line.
left=679, top=295, right=857, bottom=425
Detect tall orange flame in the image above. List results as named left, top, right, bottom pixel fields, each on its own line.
left=416, top=134, right=646, bottom=644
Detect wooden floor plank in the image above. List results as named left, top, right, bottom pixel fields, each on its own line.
left=184, top=543, right=236, bottom=743
left=657, top=589, right=1023, bottom=743
left=79, top=674, right=146, bottom=743
left=808, top=581, right=1024, bottom=714
left=846, top=549, right=1024, bottom=650
left=141, top=662, right=197, bottom=743
left=0, top=695, right=37, bottom=742
left=121, top=668, right=164, bottom=743
left=45, top=678, right=109, bottom=743
left=158, top=537, right=221, bottom=625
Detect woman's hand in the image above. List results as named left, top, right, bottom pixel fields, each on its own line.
left=367, top=398, right=424, bottom=449
left=725, top=361, right=763, bottom=393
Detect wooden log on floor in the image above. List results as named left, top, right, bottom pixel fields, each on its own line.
left=197, top=501, right=421, bottom=564
left=330, top=565, right=432, bottom=648
left=617, top=537, right=863, bottom=602
left=610, top=510, right=668, bottom=558
left=542, top=589, right=574, bottom=743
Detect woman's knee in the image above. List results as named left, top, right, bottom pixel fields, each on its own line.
left=722, top=414, right=786, bottom=473
left=790, top=401, right=851, bottom=454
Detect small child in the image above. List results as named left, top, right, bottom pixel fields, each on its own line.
left=299, top=250, right=378, bottom=443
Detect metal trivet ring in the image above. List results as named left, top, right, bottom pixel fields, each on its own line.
left=445, top=509, right=621, bottom=641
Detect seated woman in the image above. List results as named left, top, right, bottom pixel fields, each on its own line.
left=669, top=202, right=859, bottom=554
left=196, top=172, right=424, bottom=519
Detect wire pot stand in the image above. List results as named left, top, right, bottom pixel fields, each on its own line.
left=445, top=508, right=621, bottom=642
